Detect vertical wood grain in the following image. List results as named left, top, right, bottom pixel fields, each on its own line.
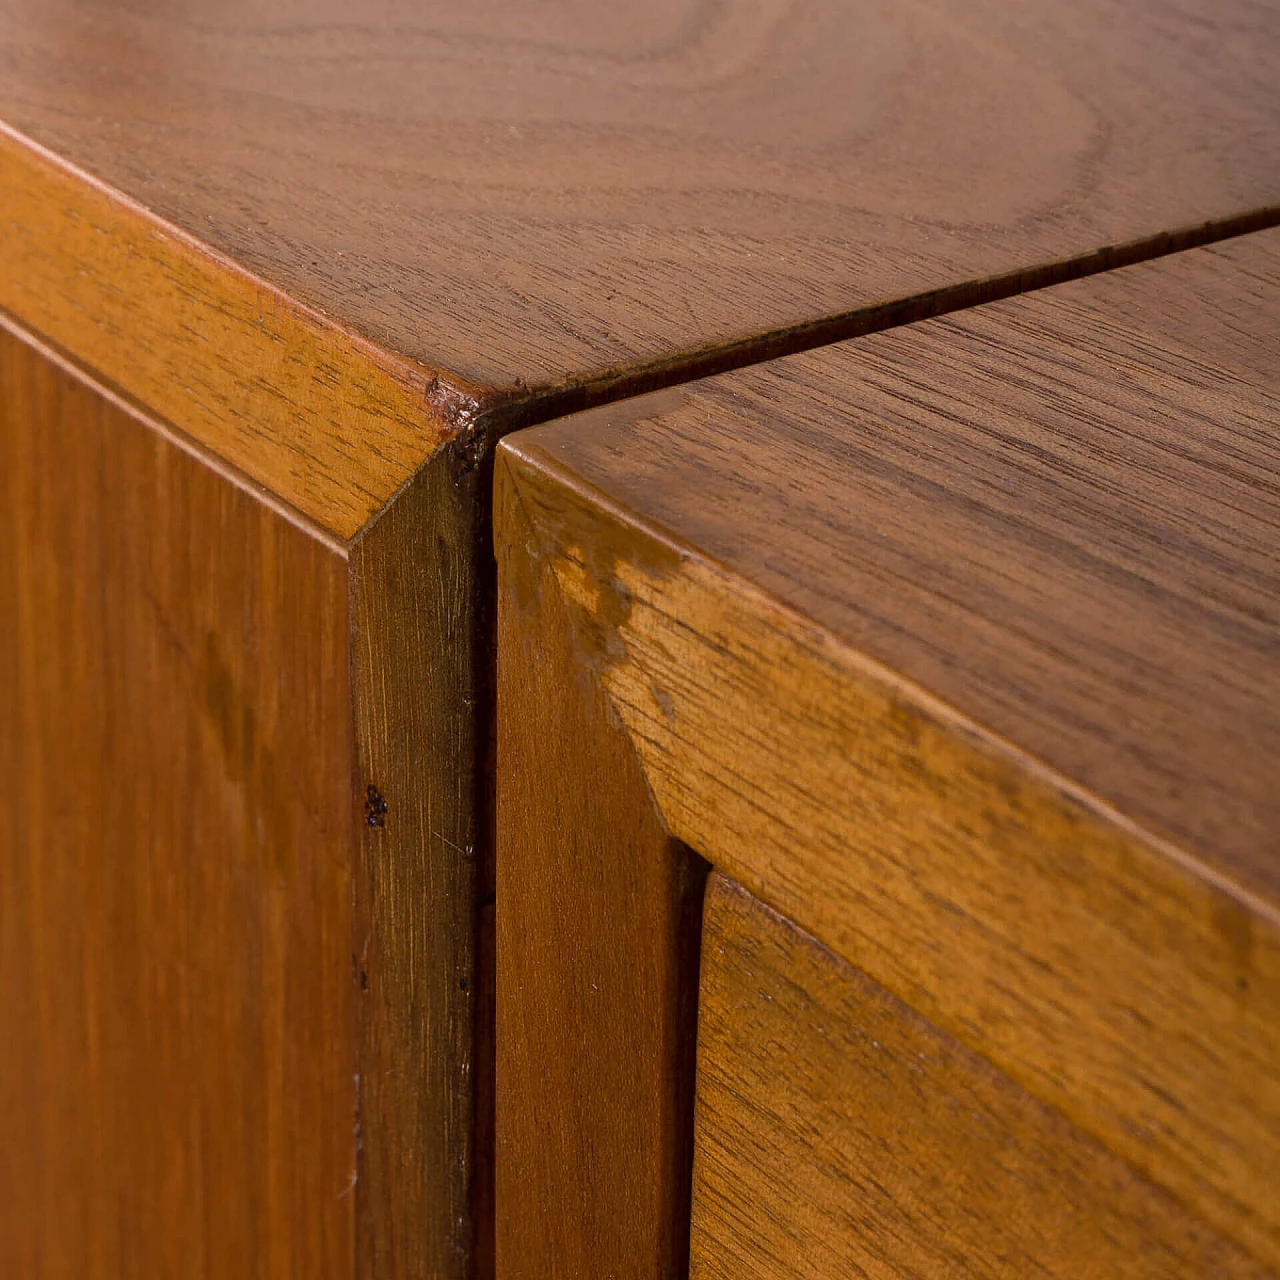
left=0, top=316, right=355, bottom=1278
left=350, top=447, right=491, bottom=1280
left=493, top=447, right=706, bottom=1280
left=691, top=876, right=1273, bottom=1280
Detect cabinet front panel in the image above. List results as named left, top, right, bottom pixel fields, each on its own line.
left=690, top=874, right=1270, bottom=1280
left=0, top=318, right=356, bottom=1279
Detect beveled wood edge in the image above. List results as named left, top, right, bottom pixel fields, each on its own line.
left=691, top=873, right=1274, bottom=1280
left=496, top=431, right=1280, bottom=1267
left=0, top=124, right=496, bottom=1277
left=8, top=115, right=1280, bottom=542
left=0, top=121, right=490, bottom=541
left=493, top=448, right=705, bottom=1279
left=500, top=429, right=1279, bottom=923
left=0, top=301, right=348, bottom=557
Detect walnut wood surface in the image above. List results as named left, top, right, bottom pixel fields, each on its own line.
left=1, top=0, right=1278, bottom=404
left=349, top=450, right=492, bottom=1279
left=493, top=458, right=706, bottom=1279
left=692, top=875, right=1272, bottom=1280
left=0, top=316, right=355, bottom=1276
left=6, top=5, right=1279, bottom=1275
left=496, top=230, right=1280, bottom=1268
left=0, top=312, right=490, bottom=1275
left=340, top=450, right=494, bottom=1280
left=523, top=226, right=1280, bottom=904
left=0, top=127, right=467, bottom=541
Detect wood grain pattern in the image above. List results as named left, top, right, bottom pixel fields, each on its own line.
left=497, top=230, right=1280, bottom=1268
left=691, top=875, right=1273, bottom=1280
left=0, top=314, right=355, bottom=1277
left=0, top=125, right=471, bottom=541
left=1, top=0, right=1278, bottom=400
left=536, top=227, right=1280, bottom=897
left=349, top=448, right=491, bottom=1280
left=0, top=305, right=495, bottom=1278
left=7, top=5, right=1279, bottom=1276
left=493, top=453, right=706, bottom=1280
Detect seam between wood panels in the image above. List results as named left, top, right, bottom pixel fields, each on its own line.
left=410, top=209, right=1280, bottom=544
left=484, top=205, right=1280, bottom=434
left=10, top=107, right=1277, bottom=541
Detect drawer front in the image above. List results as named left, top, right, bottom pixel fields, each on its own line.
left=690, top=874, right=1270, bottom=1279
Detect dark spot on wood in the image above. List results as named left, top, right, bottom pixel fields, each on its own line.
left=450, top=416, right=489, bottom=481
left=365, top=782, right=388, bottom=829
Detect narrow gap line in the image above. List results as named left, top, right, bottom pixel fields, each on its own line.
left=482, top=203, right=1280, bottom=441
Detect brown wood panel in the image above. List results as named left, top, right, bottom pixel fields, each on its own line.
left=1, top=0, right=1278, bottom=406
left=349, top=449, right=492, bottom=1279
left=0, top=316, right=355, bottom=1276
left=497, top=229, right=1280, bottom=1268
left=6, top=6, right=1278, bottom=1277
left=691, top=875, right=1272, bottom=1280
left=533, top=227, right=1280, bottom=896
left=0, top=127, right=466, bottom=541
left=493, top=449, right=706, bottom=1279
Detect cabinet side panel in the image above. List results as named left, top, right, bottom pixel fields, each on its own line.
left=493, top=446, right=706, bottom=1280
left=0, top=319, right=356, bottom=1279
left=349, top=449, right=488, bottom=1280
left=692, top=875, right=1271, bottom=1280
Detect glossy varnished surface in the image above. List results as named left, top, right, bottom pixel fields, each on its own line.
left=0, top=317, right=354, bottom=1276
left=523, top=227, right=1280, bottom=902
left=1, top=0, right=1278, bottom=396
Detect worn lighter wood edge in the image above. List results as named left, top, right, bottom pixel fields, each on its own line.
left=0, top=300, right=348, bottom=558
left=501, top=437, right=1280, bottom=1261
left=501, top=434, right=1280, bottom=927
left=0, top=121, right=491, bottom=541
left=493, top=455, right=705, bottom=1280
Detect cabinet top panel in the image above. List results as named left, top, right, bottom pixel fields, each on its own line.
left=2, top=0, right=1278, bottom=400
left=510, top=227, right=1280, bottom=903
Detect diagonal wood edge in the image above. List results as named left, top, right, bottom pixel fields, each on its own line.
left=693, top=874, right=1275, bottom=1280
left=0, top=304, right=350, bottom=557
left=8, top=103, right=1278, bottom=544
left=501, top=434, right=1280, bottom=1269
left=0, top=121, right=491, bottom=541
left=494, top=446, right=706, bottom=1280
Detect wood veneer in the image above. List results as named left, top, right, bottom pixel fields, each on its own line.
left=495, top=229, right=1280, bottom=1275
left=0, top=319, right=492, bottom=1279
left=692, top=876, right=1272, bottom=1280
left=2, top=0, right=1280, bottom=458
left=5, top=3, right=1280, bottom=1275
left=0, top=316, right=355, bottom=1278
